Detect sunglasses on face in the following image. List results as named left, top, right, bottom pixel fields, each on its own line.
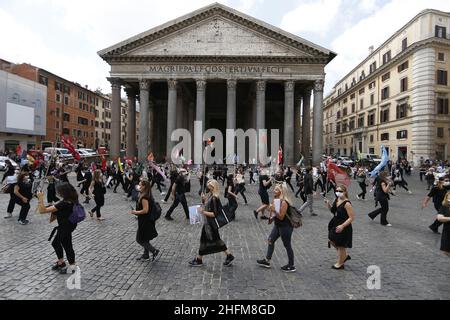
left=336, top=190, right=343, bottom=192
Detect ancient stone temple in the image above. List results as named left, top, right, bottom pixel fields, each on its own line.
left=98, top=2, right=336, bottom=165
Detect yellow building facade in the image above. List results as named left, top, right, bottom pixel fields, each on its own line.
left=324, top=9, right=450, bottom=165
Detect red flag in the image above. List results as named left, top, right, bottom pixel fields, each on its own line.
left=101, top=156, right=107, bottom=172
left=327, top=161, right=351, bottom=187
left=61, top=135, right=81, bottom=161
left=277, top=145, right=283, bottom=165
left=16, top=145, right=22, bottom=156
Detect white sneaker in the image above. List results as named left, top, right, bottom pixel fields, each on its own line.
left=4, top=213, right=12, bottom=219
left=356, top=195, right=360, bottom=200
left=161, top=199, right=167, bottom=203
left=408, top=191, right=412, bottom=194
left=386, top=224, right=392, bottom=227
left=160, top=192, right=166, bottom=196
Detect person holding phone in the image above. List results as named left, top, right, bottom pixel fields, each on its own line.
left=325, top=185, right=354, bottom=270
left=257, top=183, right=296, bottom=273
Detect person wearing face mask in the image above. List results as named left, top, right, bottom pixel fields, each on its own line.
left=257, top=183, right=296, bottom=272
left=367, top=174, right=392, bottom=226
left=325, top=185, right=354, bottom=270
left=422, top=176, right=450, bottom=233
left=12, top=172, right=33, bottom=225
left=437, top=191, right=450, bottom=258
left=189, top=179, right=234, bottom=267
left=130, top=179, right=159, bottom=261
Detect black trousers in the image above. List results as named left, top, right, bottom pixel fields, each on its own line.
left=368, top=198, right=389, bottom=225
left=358, top=182, right=367, bottom=199
left=429, top=219, right=443, bottom=231
left=286, top=179, right=295, bottom=192
left=236, top=184, right=248, bottom=204
left=52, top=225, right=76, bottom=264
left=314, top=179, right=324, bottom=192
left=249, top=174, right=256, bottom=184
left=14, top=199, right=30, bottom=222
left=166, top=193, right=189, bottom=219
left=114, top=176, right=126, bottom=192
left=152, top=180, right=163, bottom=193
left=7, top=195, right=15, bottom=214
left=164, top=182, right=175, bottom=201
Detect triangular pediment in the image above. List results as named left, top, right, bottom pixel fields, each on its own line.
left=99, top=3, right=336, bottom=63
left=127, top=17, right=311, bottom=57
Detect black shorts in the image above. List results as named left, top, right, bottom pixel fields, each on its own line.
left=259, top=190, right=270, bottom=205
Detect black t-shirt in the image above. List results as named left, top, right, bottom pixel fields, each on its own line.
left=17, top=182, right=32, bottom=200
left=428, top=187, right=448, bottom=208
left=175, top=175, right=186, bottom=194
left=54, top=201, right=74, bottom=227
left=259, top=175, right=271, bottom=192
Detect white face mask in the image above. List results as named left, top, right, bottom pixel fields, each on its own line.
left=335, top=192, right=344, bottom=198
left=444, top=182, right=450, bottom=187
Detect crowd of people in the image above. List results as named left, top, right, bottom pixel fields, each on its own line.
left=1, top=154, right=449, bottom=277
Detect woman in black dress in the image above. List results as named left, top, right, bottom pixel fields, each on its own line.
left=437, top=191, right=450, bottom=258
left=130, top=179, right=159, bottom=261
left=189, top=179, right=234, bottom=267
left=325, top=185, right=354, bottom=270
left=89, top=169, right=106, bottom=221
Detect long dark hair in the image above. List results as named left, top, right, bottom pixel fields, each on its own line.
left=17, top=172, right=28, bottom=184
left=139, top=179, right=153, bottom=202
left=226, top=174, right=234, bottom=187
left=56, top=183, right=79, bottom=203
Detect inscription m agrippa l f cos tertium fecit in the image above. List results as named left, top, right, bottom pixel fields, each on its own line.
left=146, top=65, right=289, bottom=74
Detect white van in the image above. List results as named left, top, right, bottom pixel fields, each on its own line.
left=44, top=148, right=74, bottom=160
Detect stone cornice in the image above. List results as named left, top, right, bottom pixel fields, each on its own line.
left=326, top=37, right=450, bottom=106
left=102, top=55, right=329, bottom=64
left=98, top=4, right=335, bottom=63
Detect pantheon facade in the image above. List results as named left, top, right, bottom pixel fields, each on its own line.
left=98, top=3, right=336, bottom=165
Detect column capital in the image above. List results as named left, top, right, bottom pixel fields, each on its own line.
left=196, top=79, right=207, bottom=91
left=108, top=78, right=122, bottom=89
left=314, top=79, right=324, bottom=93
left=256, top=80, right=266, bottom=91
left=285, top=80, right=295, bottom=92
left=227, top=79, right=237, bottom=90
left=168, top=79, right=178, bottom=90
left=139, top=79, right=150, bottom=91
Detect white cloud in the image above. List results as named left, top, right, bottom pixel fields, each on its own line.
left=280, top=0, right=342, bottom=36
left=325, top=0, right=450, bottom=94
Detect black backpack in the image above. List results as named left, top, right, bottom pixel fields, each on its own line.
left=149, top=198, right=162, bottom=221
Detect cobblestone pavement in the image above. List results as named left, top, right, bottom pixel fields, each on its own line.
left=0, top=171, right=449, bottom=300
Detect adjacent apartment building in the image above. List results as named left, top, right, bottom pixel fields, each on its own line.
left=0, top=60, right=47, bottom=153
left=2, top=61, right=111, bottom=150
left=323, top=9, right=450, bottom=164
